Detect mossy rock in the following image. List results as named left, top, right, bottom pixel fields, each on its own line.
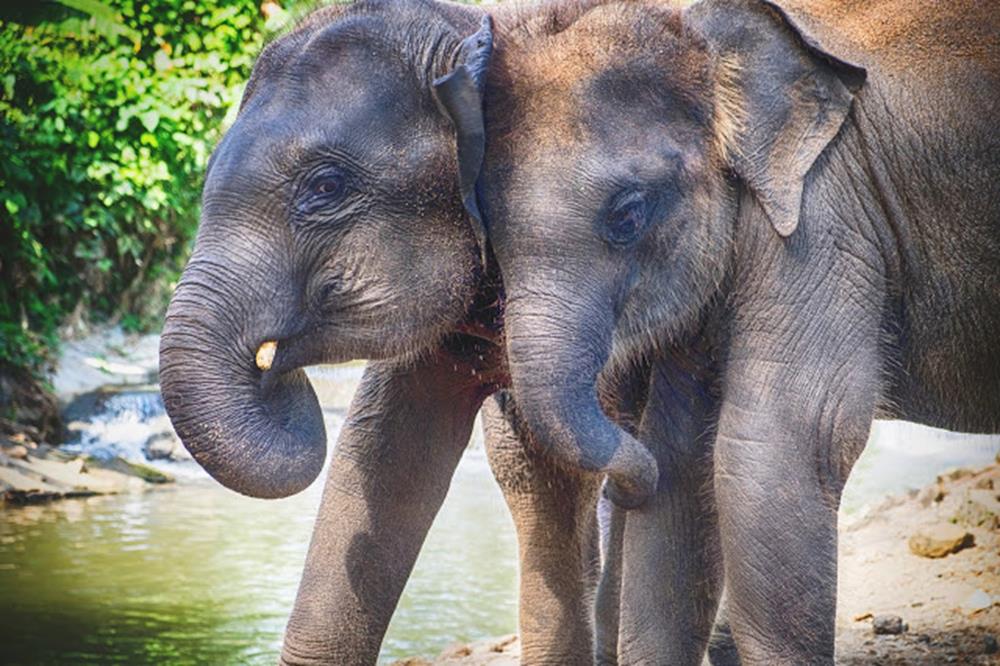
left=88, top=456, right=174, bottom=484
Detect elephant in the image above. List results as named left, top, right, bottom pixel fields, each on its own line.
left=467, top=0, right=1000, bottom=663
left=158, top=1, right=640, bottom=663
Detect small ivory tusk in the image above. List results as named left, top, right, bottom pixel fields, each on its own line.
left=256, top=340, right=278, bottom=371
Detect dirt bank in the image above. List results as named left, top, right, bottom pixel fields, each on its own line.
left=398, top=460, right=1000, bottom=665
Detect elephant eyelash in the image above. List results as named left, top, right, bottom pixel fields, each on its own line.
left=600, top=190, right=650, bottom=248
left=293, top=164, right=357, bottom=218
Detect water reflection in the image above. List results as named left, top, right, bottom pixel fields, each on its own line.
left=0, top=447, right=517, bottom=664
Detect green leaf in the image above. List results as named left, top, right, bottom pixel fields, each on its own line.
left=0, top=0, right=291, bottom=377
left=139, top=110, right=159, bottom=132
left=153, top=49, right=172, bottom=72
left=52, top=0, right=142, bottom=44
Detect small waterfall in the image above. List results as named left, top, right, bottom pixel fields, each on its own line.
left=61, top=386, right=198, bottom=475
left=60, top=377, right=353, bottom=479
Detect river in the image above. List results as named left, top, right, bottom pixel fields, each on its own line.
left=1, top=364, right=998, bottom=664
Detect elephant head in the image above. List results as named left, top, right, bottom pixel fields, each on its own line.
left=480, top=0, right=865, bottom=506
left=160, top=0, right=496, bottom=499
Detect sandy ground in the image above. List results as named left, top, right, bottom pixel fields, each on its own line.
left=399, top=461, right=1000, bottom=665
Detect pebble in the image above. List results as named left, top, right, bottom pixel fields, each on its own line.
left=872, top=615, right=907, bottom=635
left=962, top=589, right=993, bottom=614
left=985, top=635, right=998, bottom=655
left=908, top=523, right=975, bottom=558
left=4, top=444, right=29, bottom=459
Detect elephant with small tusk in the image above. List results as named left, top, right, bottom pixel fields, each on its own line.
left=159, top=1, right=647, bottom=664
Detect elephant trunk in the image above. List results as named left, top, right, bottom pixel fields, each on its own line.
left=159, top=258, right=326, bottom=499
left=503, top=278, right=657, bottom=507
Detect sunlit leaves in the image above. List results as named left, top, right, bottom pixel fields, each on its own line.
left=0, top=0, right=295, bottom=370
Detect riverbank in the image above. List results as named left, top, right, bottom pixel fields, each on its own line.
left=0, top=329, right=173, bottom=504
left=397, top=458, right=1000, bottom=665
left=1, top=328, right=367, bottom=505
left=0, top=440, right=173, bottom=505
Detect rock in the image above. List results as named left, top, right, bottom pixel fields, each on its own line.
left=144, top=431, right=190, bottom=462
left=954, top=489, right=1000, bottom=530
left=985, top=634, right=998, bottom=655
left=488, top=636, right=518, bottom=653
left=423, top=635, right=520, bottom=664
left=4, top=445, right=28, bottom=460
left=917, top=483, right=946, bottom=506
left=51, top=328, right=160, bottom=401
left=961, top=589, right=993, bottom=614
left=0, top=364, right=63, bottom=443
left=0, top=464, right=66, bottom=503
left=872, top=615, right=907, bottom=635
left=937, top=468, right=974, bottom=484
left=99, top=457, right=174, bottom=484
left=1, top=446, right=172, bottom=505
left=439, top=645, right=473, bottom=659
left=908, top=523, right=975, bottom=558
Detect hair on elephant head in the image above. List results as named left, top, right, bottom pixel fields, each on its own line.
left=478, top=0, right=865, bottom=507
left=159, top=0, right=495, bottom=499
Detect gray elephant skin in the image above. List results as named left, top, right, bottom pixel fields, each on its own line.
left=158, top=1, right=626, bottom=664
left=475, top=0, right=1000, bottom=664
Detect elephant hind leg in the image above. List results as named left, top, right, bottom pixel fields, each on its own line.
left=483, top=391, right=602, bottom=665
left=594, top=496, right=625, bottom=665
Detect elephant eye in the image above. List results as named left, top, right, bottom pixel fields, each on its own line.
left=313, top=177, right=341, bottom=196
left=602, top=192, right=649, bottom=247
left=297, top=165, right=347, bottom=215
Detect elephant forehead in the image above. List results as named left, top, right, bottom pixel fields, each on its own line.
left=493, top=6, right=714, bottom=152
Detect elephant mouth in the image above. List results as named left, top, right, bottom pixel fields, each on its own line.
left=254, top=326, right=351, bottom=392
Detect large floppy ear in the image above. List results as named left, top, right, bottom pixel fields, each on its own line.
left=686, top=0, right=866, bottom=236
left=433, top=15, right=494, bottom=264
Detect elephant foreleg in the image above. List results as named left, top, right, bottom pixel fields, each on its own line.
left=617, top=348, right=723, bottom=666
left=280, top=353, right=485, bottom=666
left=705, top=590, right=740, bottom=666
left=714, top=347, right=878, bottom=665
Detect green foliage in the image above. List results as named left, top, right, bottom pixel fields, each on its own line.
left=0, top=0, right=296, bottom=374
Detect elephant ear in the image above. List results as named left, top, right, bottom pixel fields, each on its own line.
left=687, top=0, right=866, bottom=236
left=433, top=15, right=494, bottom=264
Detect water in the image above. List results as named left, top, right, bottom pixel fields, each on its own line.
left=1, top=377, right=998, bottom=665
left=0, top=449, right=517, bottom=665
left=61, top=388, right=187, bottom=469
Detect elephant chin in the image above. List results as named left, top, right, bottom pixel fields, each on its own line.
left=159, top=321, right=327, bottom=500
